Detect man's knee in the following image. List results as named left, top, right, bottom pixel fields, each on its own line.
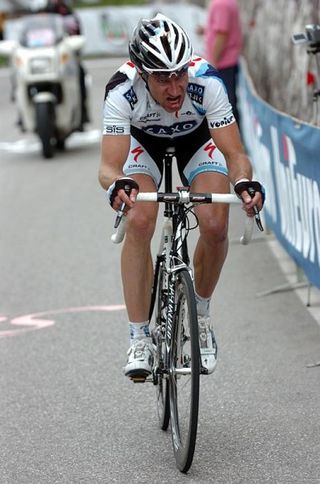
left=127, top=210, right=156, bottom=241
left=199, top=217, right=228, bottom=244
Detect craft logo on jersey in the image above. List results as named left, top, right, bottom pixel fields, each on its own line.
left=124, top=87, right=138, bottom=110
left=139, top=112, right=161, bottom=123
left=187, top=83, right=205, bottom=104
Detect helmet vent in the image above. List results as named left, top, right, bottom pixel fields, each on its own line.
left=128, top=14, right=193, bottom=73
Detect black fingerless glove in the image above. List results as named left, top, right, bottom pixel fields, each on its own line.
left=106, top=177, right=139, bottom=207
left=234, top=180, right=265, bottom=206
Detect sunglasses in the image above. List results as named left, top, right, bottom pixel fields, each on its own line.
left=149, top=64, right=189, bottom=83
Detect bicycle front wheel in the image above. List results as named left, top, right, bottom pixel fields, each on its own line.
left=154, top=262, right=170, bottom=430
left=168, top=268, right=200, bottom=473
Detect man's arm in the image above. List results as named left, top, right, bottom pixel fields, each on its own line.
left=210, top=123, right=263, bottom=212
left=99, top=134, right=137, bottom=210
left=210, top=123, right=251, bottom=184
left=99, top=134, right=130, bottom=189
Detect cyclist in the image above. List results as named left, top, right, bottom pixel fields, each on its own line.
left=99, top=13, right=264, bottom=379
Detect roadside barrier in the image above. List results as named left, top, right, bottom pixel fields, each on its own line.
left=4, top=5, right=206, bottom=57
left=239, top=58, right=320, bottom=290
left=76, top=4, right=206, bottom=58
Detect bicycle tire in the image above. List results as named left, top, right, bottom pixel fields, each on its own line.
left=154, top=262, right=170, bottom=430
left=168, top=268, right=200, bottom=473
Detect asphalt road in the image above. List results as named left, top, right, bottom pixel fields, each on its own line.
left=0, top=59, right=320, bottom=484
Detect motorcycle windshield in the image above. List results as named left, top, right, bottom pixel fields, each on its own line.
left=19, top=14, right=64, bottom=48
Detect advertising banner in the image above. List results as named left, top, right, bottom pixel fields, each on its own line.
left=239, top=60, right=320, bottom=288
left=76, top=4, right=206, bottom=58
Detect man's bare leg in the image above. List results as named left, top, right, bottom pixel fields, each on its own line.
left=191, top=172, right=229, bottom=374
left=191, top=172, right=230, bottom=299
left=121, top=174, right=158, bottom=322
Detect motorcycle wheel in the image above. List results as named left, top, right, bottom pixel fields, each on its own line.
left=35, top=102, right=55, bottom=159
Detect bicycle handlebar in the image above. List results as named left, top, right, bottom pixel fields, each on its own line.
left=111, top=191, right=255, bottom=245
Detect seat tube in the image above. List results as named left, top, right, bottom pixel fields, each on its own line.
left=164, top=147, right=175, bottom=216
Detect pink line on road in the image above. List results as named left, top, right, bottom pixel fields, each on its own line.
left=0, top=305, right=126, bottom=339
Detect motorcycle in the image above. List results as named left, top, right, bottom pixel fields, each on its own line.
left=0, top=14, right=89, bottom=158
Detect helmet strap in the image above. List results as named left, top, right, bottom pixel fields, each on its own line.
left=139, top=72, right=150, bottom=91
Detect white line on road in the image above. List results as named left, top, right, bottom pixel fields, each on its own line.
left=0, top=129, right=101, bottom=154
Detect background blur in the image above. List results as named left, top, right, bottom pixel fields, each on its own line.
left=1, top=0, right=319, bottom=124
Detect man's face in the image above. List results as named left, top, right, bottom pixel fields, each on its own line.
left=146, top=68, right=189, bottom=113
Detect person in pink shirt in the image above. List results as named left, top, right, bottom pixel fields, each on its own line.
left=200, top=0, right=243, bottom=124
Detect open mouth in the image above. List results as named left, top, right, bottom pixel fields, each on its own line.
left=167, top=96, right=181, bottom=108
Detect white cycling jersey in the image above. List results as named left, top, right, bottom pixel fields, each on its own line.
left=103, top=56, right=236, bottom=186
left=103, top=56, right=235, bottom=137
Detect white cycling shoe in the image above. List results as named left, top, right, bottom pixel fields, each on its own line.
left=124, top=338, right=154, bottom=380
left=198, top=316, right=218, bottom=375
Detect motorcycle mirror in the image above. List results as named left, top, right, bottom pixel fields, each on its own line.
left=0, top=40, right=17, bottom=57
left=64, top=35, right=86, bottom=52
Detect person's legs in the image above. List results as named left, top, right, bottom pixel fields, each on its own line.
left=191, top=172, right=230, bottom=299
left=121, top=173, right=158, bottom=323
left=191, top=171, right=230, bottom=374
left=121, top=173, right=158, bottom=378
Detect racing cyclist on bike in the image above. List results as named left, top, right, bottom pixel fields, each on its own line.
left=99, top=14, right=264, bottom=379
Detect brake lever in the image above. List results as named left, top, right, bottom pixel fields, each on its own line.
left=247, top=187, right=264, bottom=232
left=114, top=202, right=126, bottom=228
left=114, top=182, right=135, bottom=228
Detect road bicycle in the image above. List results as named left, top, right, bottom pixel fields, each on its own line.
left=111, top=148, right=256, bottom=473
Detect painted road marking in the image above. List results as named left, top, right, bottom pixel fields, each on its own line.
left=0, top=129, right=101, bottom=154
left=0, top=305, right=126, bottom=338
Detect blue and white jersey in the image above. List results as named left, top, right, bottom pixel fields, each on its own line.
left=103, top=57, right=235, bottom=138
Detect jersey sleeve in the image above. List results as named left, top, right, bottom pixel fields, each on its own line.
left=103, top=97, right=131, bottom=136
left=205, top=77, right=235, bottom=129
left=103, top=72, right=132, bottom=136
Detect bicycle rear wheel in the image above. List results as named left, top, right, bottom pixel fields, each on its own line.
left=153, top=262, right=170, bottom=430
left=168, top=268, right=200, bottom=473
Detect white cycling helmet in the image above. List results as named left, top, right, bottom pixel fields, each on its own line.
left=129, top=13, right=193, bottom=73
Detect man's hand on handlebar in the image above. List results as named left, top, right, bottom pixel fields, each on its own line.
left=234, top=180, right=265, bottom=231
left=106, top=177, right=139, bottom=228
left=107, top=176, right=139, bottom=211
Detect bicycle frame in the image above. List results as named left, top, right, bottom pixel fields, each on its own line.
left=149, top=149, right=191, bottom=322
left=150, top=150, right=194, bottom=380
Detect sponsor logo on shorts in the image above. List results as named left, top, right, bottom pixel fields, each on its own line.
left=131, top=146, right=144, bottom=162
left=199, top=161, right=221, bottom=167
left=204, top=141, right=216, bottom=159
left=209, top=115, right=234, bottom=128
left=128, top=164, right=148, bottom=170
